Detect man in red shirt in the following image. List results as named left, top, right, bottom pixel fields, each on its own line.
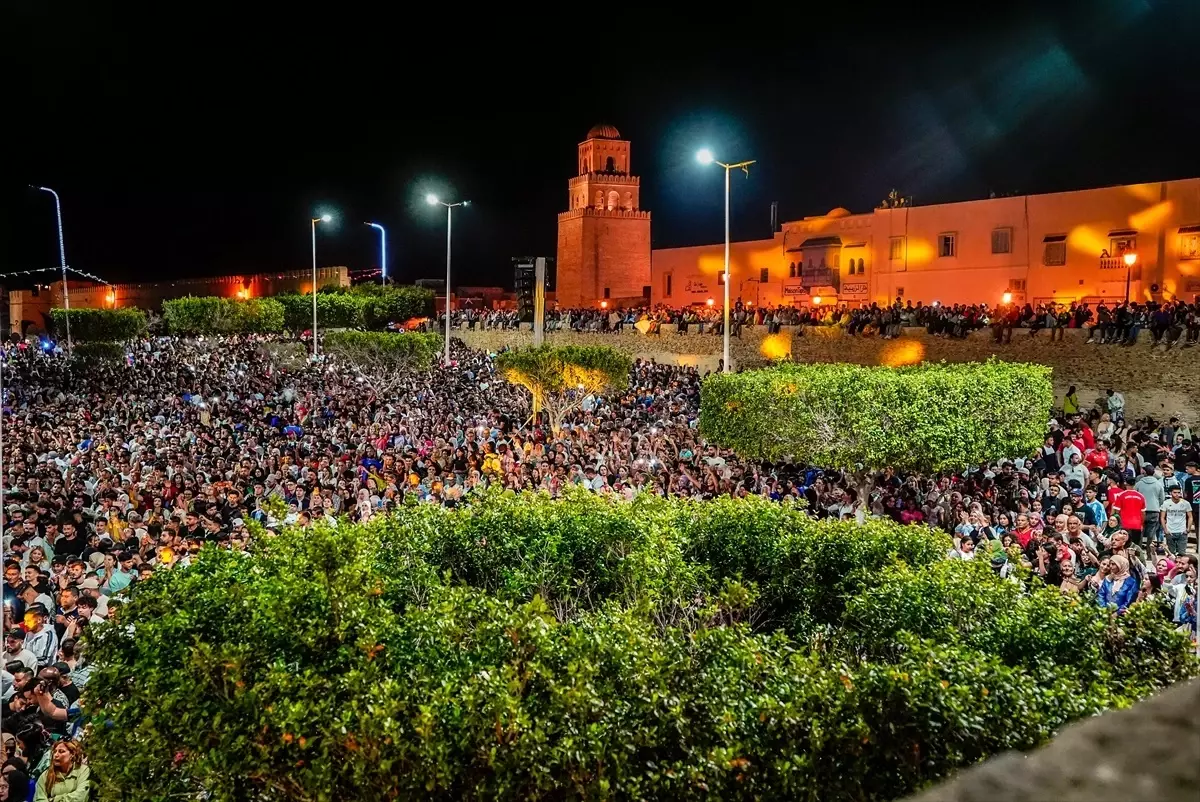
left=1109, top=475, right=1146, bottom=546
left=1084, top=441, right=1111, bottom=471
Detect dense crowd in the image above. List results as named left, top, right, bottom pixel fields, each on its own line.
left=1, top=333, right=1197, bottom=799
left=448, top=297, right=1200, bottom=347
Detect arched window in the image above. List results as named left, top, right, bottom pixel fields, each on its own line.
left=605, top=156, right=615, bottom=172
left=581, top=159, right=587, bottom=174
left=848, top=262, right=855, bottom=275
left=858, top=258, right=865, bottom=274
left=595, top=190, right=603, bottom=208
left=789, top=262, right=796, bottom=278
left=607, top=190, right=619, bottom=211
left=623, top=191, right=633, bottom=210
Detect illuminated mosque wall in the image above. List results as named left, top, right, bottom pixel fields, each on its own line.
left=650, top=178, right=1200, bottom=308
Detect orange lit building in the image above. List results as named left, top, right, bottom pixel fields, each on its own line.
left=653, top=180, right=1200, bottom=309
left=555, top=124, right=652, bottom=307
left=554, top=128, right=1199, bottom=309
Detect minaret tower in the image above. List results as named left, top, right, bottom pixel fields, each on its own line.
left=555, top=124, right=652, bottom=308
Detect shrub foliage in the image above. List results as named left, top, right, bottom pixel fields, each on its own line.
left=276, top=286, right=435, bottom=331
left=495, top=345, right=632, bottom=433
left=162, top=296, right=286, bottom=334
left=84, top=492, right=1194, bottom=801
left=324, top=330, right=442, bottom=377
left=700, top=360, right=1054, bottom=471
left=49, top=307, right=146, bottom=341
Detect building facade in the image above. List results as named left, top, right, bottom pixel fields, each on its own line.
left=8, top=267, right=349, bottom=334
left=555, top=124, right=652, bottom=308
left=651, top=179, right=1200, bottom=309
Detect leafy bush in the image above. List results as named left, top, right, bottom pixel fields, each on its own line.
left=161, top=296, right=286, bottom=334
left=49, top=307, right=146, bottom=341
left=700, top=360, right=1054, bottom=472
left=324, top=331, right=442, bottom=382
left=275, top=286, right=435, bottom=331
left=84, top=493, right=1196, bottom=801
left=359, top=285, right=435, bottom=328
left=496, top=345, right=632, bottom=433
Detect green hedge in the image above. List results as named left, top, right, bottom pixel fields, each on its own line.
left=700, top=360, right=1054, bottom=472
left=49, top=307, right=146, bottom=341
left=324, top=330, right=442, bottom=372
left=161, top=296, right=286, bottom=334
left=276, top=286, right=435, bottom=331
left=84, top=492, right=1195, bottom=801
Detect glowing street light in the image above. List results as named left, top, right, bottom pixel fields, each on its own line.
left=426, top=193, right=470, bottom=366
left=812, top=296, right=822, bottom=305
left=1002, top=292, right=1013, bottom=304
left=365, top=222, right=387, bottom=284
left=695, top=149, right=755, bottom=372
left=310, top=213, right=333, bottom=355
left=1123, top=250, right=1137, bottom=302
left=30, top=185, right=72, bottom=356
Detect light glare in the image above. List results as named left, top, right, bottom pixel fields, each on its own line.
left=696, top=148, right=714, bottom=165
left=320, top=214, right=332, bottom=223
left=425, top=193, right=439, bottom=206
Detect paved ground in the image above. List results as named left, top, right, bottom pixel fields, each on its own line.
left=903, top=678, right=1200, bottom=802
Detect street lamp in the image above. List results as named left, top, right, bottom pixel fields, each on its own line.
left=426, top=193, right=470, bottom=367
left=365, top=222, right=387, bottom=284
left=696, top=149, right=755, bottom=372
left=310, top=214, right=332, bottom=355
left=1002, top=292, right=1013, bottom=304
left=1123, top=251, right=1137, bottom=303
left=30, top=185, right=72, bottom=356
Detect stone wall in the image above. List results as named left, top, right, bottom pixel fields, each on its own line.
left=455, top=325, right=1200, bottom=422
left=902, top=678, right=1199, bottom=802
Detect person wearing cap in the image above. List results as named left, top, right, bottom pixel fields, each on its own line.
left=2, top=629, right=36, bottom=672
left=22, top=604, right=58, bottom=670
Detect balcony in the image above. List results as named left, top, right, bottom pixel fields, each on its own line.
left=1099, top=256, right=1129, bottom=270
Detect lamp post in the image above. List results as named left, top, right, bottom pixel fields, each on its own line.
left=1123, top=251, right=1137, bottom=303
left=365, top=222, right=387, bottom=284
left=696, top=149, right=755, bottom=373
left=30, top=186, right=72, bottom=356
left=426, top=194, right=469, bottom=367
left=310, top=214, right=332, bottom=355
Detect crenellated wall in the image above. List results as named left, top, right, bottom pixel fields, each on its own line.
left=456, top=325, right=1200, bottom=422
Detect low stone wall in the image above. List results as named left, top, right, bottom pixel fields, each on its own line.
left=902, top=678, right=1199, bottom=802
left=454, top=325, right=1200, bottom=421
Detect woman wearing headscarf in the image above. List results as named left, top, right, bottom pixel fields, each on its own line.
left=1097, top=554, right=1139, bottom=613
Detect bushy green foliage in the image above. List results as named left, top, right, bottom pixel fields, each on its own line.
left=49, top=307, right=146, bottom=341
left=495, top=345, right=632, bottom=433
left=161, top=296, right=286, bottom=334
left=700, top=360, right=1055, bottom=472
left=276, top=286, right=435, bottom=331
left=84, top=492, right=1195, bottom=801
left=324, top=330, right=442, bottom=373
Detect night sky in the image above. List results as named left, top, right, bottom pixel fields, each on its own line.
left=6, top=2, right=1198, bottom=290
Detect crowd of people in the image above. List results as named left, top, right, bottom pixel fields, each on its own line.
left=1, top=332, right=1197, bottom=798
left=447, top=297, right=1200, bottom=347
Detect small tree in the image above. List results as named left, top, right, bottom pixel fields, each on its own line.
left=324, top=331, right=441, bottom=397
left=49, top=307, right=146, bottom=341
left=495, top=345, right=631, bottom=434
left=701, top=360, right=1054, bottom=472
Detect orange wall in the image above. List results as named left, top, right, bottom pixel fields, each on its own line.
left=648, top=178, right=1200, bottom=308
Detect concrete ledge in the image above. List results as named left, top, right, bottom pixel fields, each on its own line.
left=903, top=679, right=1200, bottom=802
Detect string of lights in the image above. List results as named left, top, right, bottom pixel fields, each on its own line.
left=0, top=266, right=111, bottom=285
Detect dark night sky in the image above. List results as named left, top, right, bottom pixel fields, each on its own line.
left=4, top=1, right=1198, bottom=290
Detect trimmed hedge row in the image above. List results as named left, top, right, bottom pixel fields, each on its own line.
left=162, top=297, right=286, bottom=334
left=324, top=330, right=442, bottom=372
left=84, top=492, right=1196, bottom=801
left=700, top=360, right=1055, bottom=472
left=157, top=287, right=434, bottom=334
left=49, top=307, right=146, bottom=341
